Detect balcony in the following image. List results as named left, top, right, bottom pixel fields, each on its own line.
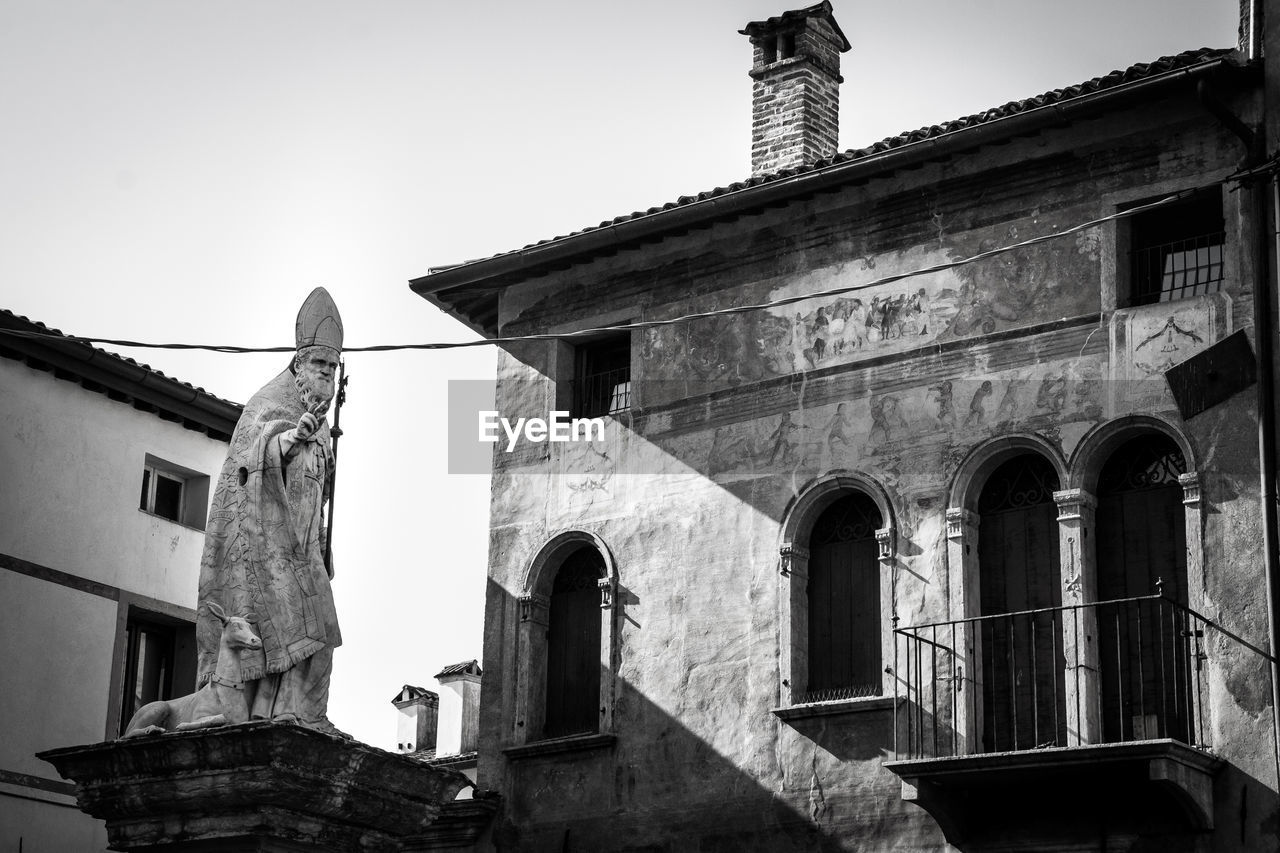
left=883, top=594, right=1271, bottom=847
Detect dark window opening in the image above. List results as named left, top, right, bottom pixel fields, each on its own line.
left=140, top=465, right=184, bottom=522
left=139, top=455, right=211, bottom=528
left=779, top=32, right=796, bottom=60
left=804, top=492, right=883, bottom=702
left=544, top=547, right=604, bottom=739
left=573, top=335, right=630, bottom=418
left=1096, top=434, right=1191, bottom=744
left=117, top=610, right=196, bottom=736
left=762, top=36, right=777, bottom=64
left=1129, top=190, right=1225, bottom=305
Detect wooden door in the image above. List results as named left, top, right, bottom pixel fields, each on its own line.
left=544, top=548, right=604, bottom=738
left=806, top=493, right=883, bottom=700
left=978, top=453, right=1066, bottom=752
left=1096, top=435, right=1189, bottom=743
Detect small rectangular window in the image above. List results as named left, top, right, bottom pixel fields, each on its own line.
left=573, top=335, right=631, bottom=418
left=1128, top=189, right=1225, bottom=306
left=138, top=455, right=211, bottom=529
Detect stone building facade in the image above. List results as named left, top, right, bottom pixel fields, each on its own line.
left=413, top=3, right=1280, bottom=850
left=0, top=310, right=239, bottom=851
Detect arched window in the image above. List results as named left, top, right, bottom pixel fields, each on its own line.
left=805, top=493, right=883, bottom=701
left=977, top=453, right=1065, bottom=752
left=1095, top=434, right=1189, bottom=742
left=544, top=547, right=605, bottom=738
left=512, top=532, right=617, bottom=748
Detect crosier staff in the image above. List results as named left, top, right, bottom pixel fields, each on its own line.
left=324, top=360, right=347, bottom=576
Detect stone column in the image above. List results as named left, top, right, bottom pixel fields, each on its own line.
left=1055, top=488, right=1101, bottom=746
left=778, top=543, right=810, bottom=705
left=514, top=593, right=549, bottom=744
left=597, top=576, right=616, bottom=733
left=944, top=507, right=980, bottom=754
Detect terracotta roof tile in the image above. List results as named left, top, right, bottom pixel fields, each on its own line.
left=0, top=308, right=243, bottom=438
left=470, top=48, right=1234, bottom=264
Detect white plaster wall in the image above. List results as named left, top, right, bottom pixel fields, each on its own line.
left=0, top=572, right=118, bottom=774
left=0, top=357, right=229, bottom=602
left=0, top=356, right=232, bottom=851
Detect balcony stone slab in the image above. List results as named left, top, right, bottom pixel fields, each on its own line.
left=884, top=739, right=1223, bottom=848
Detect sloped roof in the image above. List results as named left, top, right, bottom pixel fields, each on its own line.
left=391, top=684, right=438, bottom=705
left=0, top=308, right=242, bottom=440
left=435, top=660, right=482, bottom=680
left=412, top=47, right=1241, bottom=336
left=740, top=1, right=851, bottom=52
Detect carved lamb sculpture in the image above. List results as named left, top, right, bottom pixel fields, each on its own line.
left=121, top=602, right=261, bottom=738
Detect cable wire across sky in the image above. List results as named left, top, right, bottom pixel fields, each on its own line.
left=0, top=190, right=1199, bottom=355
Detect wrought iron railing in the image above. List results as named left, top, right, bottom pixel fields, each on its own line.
left=1131, top=232, right=1224, bottom=304
left=574, top=368, right=631, bottom=418
left=893, top=592, right=1274, bottom=760
left=796, top=683, right=882, bottom=704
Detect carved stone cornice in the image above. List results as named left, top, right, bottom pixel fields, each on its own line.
left=1179, top=472, right=1202, bottom=507
left=1053, top=488, right=1097, bottom=522
left=945, top=508, right=975, bottom=541
left=779, top=543, right=810, bottom=577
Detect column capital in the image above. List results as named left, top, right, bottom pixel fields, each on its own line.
left=876, top=526, right=896, bottom=564
left=945, top=507, right=976, bottom=541
left=1053, top=488, right=1097, bottom=521
left=779, top=543, right=810, bottom=576
left=1178, top=472, right=1202, bottom=506
left=518, top=593, right=550, bottom=625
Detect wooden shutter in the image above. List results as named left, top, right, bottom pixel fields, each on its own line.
left=806, top=493, right=883, bottom=700
left=544, top=548, right=604, bottom=738
left=978, top=454, right=1065, bottom=751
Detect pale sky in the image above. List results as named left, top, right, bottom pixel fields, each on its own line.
left=0, top=1, right=1239, bottom=748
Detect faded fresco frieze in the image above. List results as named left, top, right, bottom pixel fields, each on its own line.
left=696, top=359, right=1106, bottom=489
left=640, top=217, right=1100, bottom=405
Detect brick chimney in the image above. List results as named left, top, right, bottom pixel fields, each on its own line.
left=434, top=660, right=482, bottom=756
left=391, top=685, right=438, bottom=754
left=740, top=2, right=851, bottom=176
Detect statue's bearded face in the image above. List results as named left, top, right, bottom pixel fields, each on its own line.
left=294, top=346, right=340, bottom=414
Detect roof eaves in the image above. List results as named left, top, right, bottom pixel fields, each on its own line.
left=410, top=48, right=1242, bottom=333
left=0, top=309, right=243, bottom=439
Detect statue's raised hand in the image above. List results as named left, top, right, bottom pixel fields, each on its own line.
left=294, top=412, right=320, bottom=443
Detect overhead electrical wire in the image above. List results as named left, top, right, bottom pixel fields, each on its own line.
left=0, top=190, right=1197, bottom=355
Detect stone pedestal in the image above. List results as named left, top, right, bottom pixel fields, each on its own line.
left=38, top=720, right=471, bottom=852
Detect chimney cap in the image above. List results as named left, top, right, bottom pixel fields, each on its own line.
left=391, top=684, right=440, bottom=707
left=739, top=1, right=850, bottom=52
left=434, top=660, right=483, bottom=681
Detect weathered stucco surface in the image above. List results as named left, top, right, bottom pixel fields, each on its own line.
left=471, top=91, right=1279, bottom=851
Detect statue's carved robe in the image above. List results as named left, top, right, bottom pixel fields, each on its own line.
left=196, top=368, right=341, bottom=705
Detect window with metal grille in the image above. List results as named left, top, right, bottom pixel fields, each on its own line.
left=573, top=335, right=630, bottom=418
left=1128, top=190, right=1224, bottom=306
